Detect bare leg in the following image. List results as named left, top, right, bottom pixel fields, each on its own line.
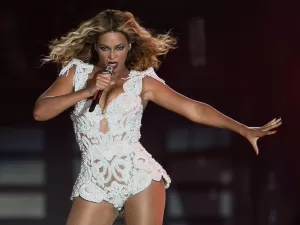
left=124, top=180, right=166, bottom=225
left=66, top=197, right=118, bottom=225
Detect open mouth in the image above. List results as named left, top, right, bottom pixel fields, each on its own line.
left=107, top=62, right=118, bottom=69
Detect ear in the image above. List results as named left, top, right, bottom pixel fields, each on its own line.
left=93, top=43, right=98, bottom=52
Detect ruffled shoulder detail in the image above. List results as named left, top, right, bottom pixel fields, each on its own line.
left=129, top=67, right=165, bottom=84
left=59, top=58, right=93, bottom=77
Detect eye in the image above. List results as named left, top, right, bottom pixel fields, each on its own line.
left=99, top=46, right=108, bottom=51
left=116, top=46, right=125, bottom=51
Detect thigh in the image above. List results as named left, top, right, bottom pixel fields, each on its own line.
left=66, top=197, right=118, bottom=225
left=123, top=179, right=166, bottom=225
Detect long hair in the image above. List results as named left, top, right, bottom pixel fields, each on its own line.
left=42, top=9, right=177, bottom=70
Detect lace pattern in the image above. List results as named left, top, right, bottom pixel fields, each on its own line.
left=59, top=59, right=171, bottom=210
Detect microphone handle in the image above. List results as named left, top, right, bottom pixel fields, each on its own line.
left=88, top=66, right=113, bottom=113
left=89, top=89, right=102, bottom=112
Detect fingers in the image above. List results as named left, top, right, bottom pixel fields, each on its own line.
left=248, top=118, right=282, bottom=155
left=266, top=130, right=277, bottom=135
left=262, top=118, right=277, bottom=127
left=250, top=138, right=259, bottom=155
left=263, top=118, right=281, bottom=128
left=254, top=144, right=259, bottom=155
left=95, top=74, right=115, bottom=90
left=270, top=119, right=282, bottom=129
left=250, top=118, right=281, bottom=139
left=96, top=74, right=111, bottom=83
left=261, top=118, right=282, bottom=131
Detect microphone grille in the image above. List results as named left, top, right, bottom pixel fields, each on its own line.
left=106, top=65, right=113, bottom=73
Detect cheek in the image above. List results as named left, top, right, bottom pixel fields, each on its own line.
left=97, top=51, right=107, bottom=59
left=120, top=50, right=129, bottom=60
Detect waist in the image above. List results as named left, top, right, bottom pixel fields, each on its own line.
left=75, top=131, right=140, bottom=147
left=78, top=140, right=144, bottom=159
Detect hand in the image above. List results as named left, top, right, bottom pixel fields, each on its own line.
left=86, top=71, right=115, bottom=97
left=243, top=118, right=282, bottom=155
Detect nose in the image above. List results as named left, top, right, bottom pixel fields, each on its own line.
left=108, top=50, right=116, bottom=59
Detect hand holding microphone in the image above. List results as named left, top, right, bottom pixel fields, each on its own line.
left=88, top=66, right=114, bottom=112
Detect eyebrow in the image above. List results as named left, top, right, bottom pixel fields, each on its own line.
left=98, top=43, right=126, bottom=47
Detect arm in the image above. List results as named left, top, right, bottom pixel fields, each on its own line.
left=142, top=76, right=281, bottom=154
left=142, top=76, right=247, bottom=135
left=33, top=66, right=90, bottom=121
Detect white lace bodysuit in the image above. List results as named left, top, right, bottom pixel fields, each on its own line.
left=59, top=59, right=171, bottom=211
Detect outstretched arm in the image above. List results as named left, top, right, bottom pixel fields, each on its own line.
left=142, top=76, right=282, bottom=155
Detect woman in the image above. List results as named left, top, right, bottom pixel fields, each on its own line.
left=33, top=9, right=282, bottom=225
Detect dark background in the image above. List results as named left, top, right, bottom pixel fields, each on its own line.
left=0, top=0, right=298, bottom=224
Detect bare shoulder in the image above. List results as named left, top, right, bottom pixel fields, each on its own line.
left=37, top=64, right=77, bottom=100
left=141, top=74, right=167, bottom=101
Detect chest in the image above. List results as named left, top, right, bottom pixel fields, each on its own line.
left=85, top=75, right=148, bottom=114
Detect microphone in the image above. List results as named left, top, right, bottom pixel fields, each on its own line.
left=89, top=65, right=113, bottom=112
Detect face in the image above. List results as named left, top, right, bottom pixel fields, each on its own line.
left=94, top=31, right=130, bottom=72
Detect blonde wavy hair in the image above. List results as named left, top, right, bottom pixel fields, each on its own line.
left=42, top=9, right=177, bottom=70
